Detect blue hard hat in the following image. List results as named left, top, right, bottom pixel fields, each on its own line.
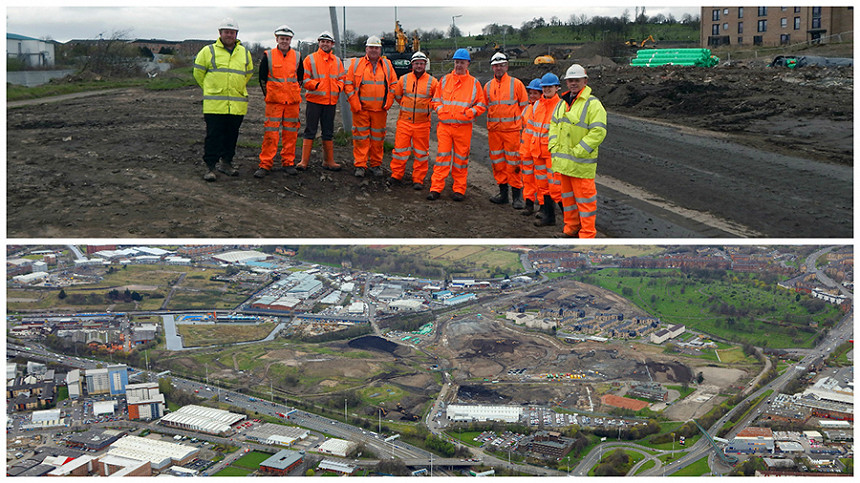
left=540, top=73, right=560, bottom=87
left=452, top=48, right=471, bottom=61
left=527, top=78, right=543, bottom=91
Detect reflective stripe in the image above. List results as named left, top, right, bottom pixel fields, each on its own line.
left=414, top=148, right=428, bottom=156
left=440, top=119, right=473, bottom=125
left=488, top=116, right=517, bottom=123
left=576, top=195, right=597, bottom=204
left=453, top=161, right=469, bottom=169
left=203, top=95, right=248, bottom=102
left=435, top=160, right=453, bottom=167
left=360, top=96, right=384, bottom=102
left=579, top=210, right=596, bottom=217
left=551, top=151, right=597, bottom=164
left=453, top=152, right=469, bottom=161
left=561, top=192, right=574, bottom=199
left=579, top=139, right=594, bottom=153
left=489, top=149, right=505, bottom=156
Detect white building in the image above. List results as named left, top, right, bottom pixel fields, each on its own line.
left=388, top=299, right=424, bottom=312
left=93, top=400, right=118, bottom=416
left=347, top=301, right=366, bottom=314
left=317, top=438, right=357, bottom=458
left=31, top=408, right=63, bottom=427
left=447, top=404, right=523, bottom=423
left=7, top=33, right=55, bottom=67
left=66, top=369, right=82, bottom=399
left=159, top=405, right=245, bottom=435
left=107, top=435, right=198, bottom=470
left=212, top=250, right=268, bottom=264
left=12, top=271, right=49, bottom=284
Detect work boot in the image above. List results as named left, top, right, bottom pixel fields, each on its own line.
left=322, top=140, right=342, bottom=171
left=369, top=166, right=383, bottom=177
left=203, top=171, right=217, bottom=182
left=426, top=191, right=440, bottom=201
left=386, top=177, right=401, bottom=187
left=254, top=168, right=269, bottom=178
left=412, top=182, right=424, bottom=191
left=511, top=187, right=525, bottom=209
left=452, top=192, right=465, bottom=202
left=534, top=195, right=556, bottom=226
left=217, top=161, right=239, bottom=176
left=489, top=183, right=509, bottom=204
left=521, top=199, right=535, bottom=216
left=354, top=167, right=366, bottom=178
left=283, top=165, right=298, bottom=176
left=296, top=139, right=313, bottom=170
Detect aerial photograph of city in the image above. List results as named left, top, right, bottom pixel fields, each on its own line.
left=6, top=244, right=853, bottom=477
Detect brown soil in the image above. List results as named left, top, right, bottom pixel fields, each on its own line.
left=7, top=51, right=851, bottom=238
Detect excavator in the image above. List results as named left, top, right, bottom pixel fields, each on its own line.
left=626, top=35, right=657, bottom=48
left=381, top=20, right=420, bottom=77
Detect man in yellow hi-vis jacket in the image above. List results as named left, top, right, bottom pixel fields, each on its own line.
left=193, top=17, right=254, bottom=182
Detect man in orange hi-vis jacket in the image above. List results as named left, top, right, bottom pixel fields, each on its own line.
left=298, top=31, right=344, bottom=171
left=484, top=52, right=529, bottom=209
left=427, top=48, right=487, bottom=202
left=389, top=51, right=438, bottom=190
left=344, top=36, right=397, bottom=178
left=255, top=25, right=303, bottom=178
left=519, top=78, right=544, bottom=216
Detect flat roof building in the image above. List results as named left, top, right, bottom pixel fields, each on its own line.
left=159, top=404, right=245, bottom=435
left=106, top=435, right=198, bottom=470
left=447, top=404, right=523, bottom=423
left=259, top=449, right=303, bottom=475
left=317, top=438, right=357, bottom=458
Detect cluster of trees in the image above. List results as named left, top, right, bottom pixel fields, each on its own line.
left=593, top=448, right=632, bottom=476
left=592, top=418, right=661, bottom=441
left=107, top=288, right=143, bottom=302
left=57, top=287, right=147, bottom=306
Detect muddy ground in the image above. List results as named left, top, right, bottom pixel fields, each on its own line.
left=6, top=48, right=851, bottom=238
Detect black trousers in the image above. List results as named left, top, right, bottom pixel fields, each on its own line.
left=303, top=102, right=337, bottom=141
left=203, top=113, right=244, bottom=170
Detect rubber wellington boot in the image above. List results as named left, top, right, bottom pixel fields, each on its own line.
left=511, top=187, right=525, bottom=209
left=489, top=183, right=509, bottom=204
left=521, top=198, right=535, bottom=216
left=534, top=195, right=556, bottom=226
left=322, top=140, right=341, bottom=171
left=296, top=139, right=313, bottom=170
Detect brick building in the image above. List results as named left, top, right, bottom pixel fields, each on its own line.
left=701, top=6, right=853, bottom=47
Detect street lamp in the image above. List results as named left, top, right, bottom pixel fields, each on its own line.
left=452, top=15, right=463, bottom=49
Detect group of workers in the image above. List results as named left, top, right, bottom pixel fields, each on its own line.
left=193, top=18, right=606, bottom=238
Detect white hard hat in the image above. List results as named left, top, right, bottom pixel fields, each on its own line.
left=490, top=52, right=509, bottom=65
left=274, top=25, right=294, bottom=37
left=318, top=31, right=335, bottom=42
left=218, top=17, right=239, bottom=31
left=410, top=51, right=429, bottom=63
left=564, top=64, right=588, bottom=79
left=366, top=35, right=382, bottom=47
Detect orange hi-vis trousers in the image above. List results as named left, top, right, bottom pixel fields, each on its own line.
left=560, top=175, right=597, bottom=238
left=391, top=120, right=431, bottom=183
left=534, top=154, right=563, bottom=204
left=352, top=110, right=388, bottom=169
left=519, top=152, right=536, bottom=203
left=488, top=130, right=523, bottom=189
left=431, top=122, right=473, bottom=195
left=259, top=102, right=301, bottom=168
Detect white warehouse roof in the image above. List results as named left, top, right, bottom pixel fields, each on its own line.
left=212, top=250, right=267, bottom=264
left=107, top=435, right=198, bottom=470
left=160, top=405, right=244, bottom=434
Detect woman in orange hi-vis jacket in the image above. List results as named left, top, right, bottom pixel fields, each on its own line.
left=343, top=36, right=397, bottom=178
left=519, top=78, right=544, bottom=216
left=427, top=49, right=487, bottom=202
left=390, top=52, right=438, bottom=189
left=528, top=73, right=565, bottom=227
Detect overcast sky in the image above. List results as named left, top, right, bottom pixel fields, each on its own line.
left=7, top=2, right=701, bottom=48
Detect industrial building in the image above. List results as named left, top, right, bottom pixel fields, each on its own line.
left=650, top=324, right=685, bottom=344
left=523, top=431, right=575, bottom=459
left=447, top=404, right=523, bottom=423
left=126, top=382, right=165, bottom=420
left=317, top=438, right=358, bottom=458
left=85, top=365, right=127, bottom=395
left=66, top=369, right=82, bottom=399
left=627, top=382, right=668, bottom=402
left=93, top=400, right=118, bottom=416
left=728, top=427, right=775, bottom=454
left=30, top=408, right=63, bottom=427
left=212, top=250, right=269, bottom=264
left=388, top=299, right=425, bottom=312
left=441, top=293, right=478, bottom=306
left=258, top=449, right=303, bottom=475
left=159, top=404, right=245, bottom=435
left=105, top=435, right=198, bottom=471
left=244, top=423, right=309, bottom=446
left=66, top=429, right=124, bottom=452
left=318, top=459, right=356, bottom=475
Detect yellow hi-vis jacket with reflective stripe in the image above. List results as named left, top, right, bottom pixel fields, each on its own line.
left=548, top=85, right=607, bottom=179
left=193, top=38, right=254, bottom=115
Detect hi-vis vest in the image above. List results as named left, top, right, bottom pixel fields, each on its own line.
left=432, top=71, right=487, bottom=124
left=193, top=38, right=253, bottom=115
left=394, top=71, right=437, bottom=124
left=302, top=49, right=345, bottom=106
left=484, top=74, right=528, bottom=131
left=344, top=56, right=397, bottom=111
left=526, top=95, right=564, bottom=160
left=548, top=85, right=608, bottom=179
left=265, top=48, right=301, bottom=105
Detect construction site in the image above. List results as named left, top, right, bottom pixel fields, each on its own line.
left=6, top=32, right=852, bottom=238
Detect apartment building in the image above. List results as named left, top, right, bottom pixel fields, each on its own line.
left=701, top=6, right=853, bottom=47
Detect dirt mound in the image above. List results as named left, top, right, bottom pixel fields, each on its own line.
left=646, top=360, right=693, bottom=383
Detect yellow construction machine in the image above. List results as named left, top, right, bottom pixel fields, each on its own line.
left=626, top=35, right=657, bottom=48
left=534, top=55, right=556, bottom=65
